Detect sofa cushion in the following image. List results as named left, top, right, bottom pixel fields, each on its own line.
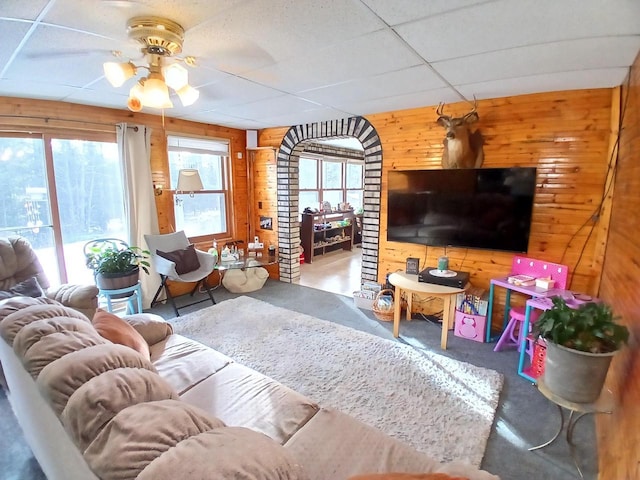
left=0, top=296, right=60, bottom=323
left=150, top=334, right=232, bottom=394
left=137, top=426, right=309, bottom=480
left=156, top=244, right=200, bottom=275
left=123, top=313, right=173, bottom=346
left=181, top=362, right=319, bottom=445
left=62, top=368, right=180, bottom=452
left=0, top=302, right=89, bottom=346
left=13, top=316, right=97, bottom=359
left=92, top=308, right=150, bottom=359
left=37, top=343, right=156, bottom=415
left=349, top=475, right=469, bottom=480
left=0, top=276, right=44, bottom=300
left=283, top=408, right=498, bottom=480
left=20, top=328, right=107, bottom=379
left=83, top=399, right=225, bottom=480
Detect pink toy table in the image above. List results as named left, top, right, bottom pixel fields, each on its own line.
left=485, top=255, right=569, bottom=342
left=518, top=292, right=599, bottom=382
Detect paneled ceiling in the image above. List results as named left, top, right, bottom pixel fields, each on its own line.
left=2, top=0, right=639, bottom=130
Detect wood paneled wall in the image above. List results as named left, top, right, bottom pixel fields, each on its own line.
left=596, top=53, right=640, bottom=480
left=258, top=89, right=617, bottom=322
left=0, top=97, right=248, bottom=293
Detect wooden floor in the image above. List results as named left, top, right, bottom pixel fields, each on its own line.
left=299, top=247, right=362, bottom=297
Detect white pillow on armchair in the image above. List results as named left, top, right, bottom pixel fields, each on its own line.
left=222, top=267, right=269, bottom=293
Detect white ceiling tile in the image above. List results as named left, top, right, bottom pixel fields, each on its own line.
left=1, top=1, right=639, bottom=129
left=434, top=36, right=640, bottom=85
left=187, top=0, right=383, bottom=63
left=0, top=21, right=32, bottom=76
left=0, top=78, right=79, bottom=100
left=457, top=68, right=630, bottom=101
left=244, top=29, right=422, bottom=93
left=333, top=87, right=459, bottom=117
left=1, top=0, right=51, bottom=20
left=192, top=75, right=285, bottom=110
left=259, top=109, right=355, bottom=129
left=396, top=0, right=640, bottom=62
left=361, top=0, right=488, bottom=26
left=224, top=95, right=322, bottom=119
left=299, top=65, right=447, bottom=105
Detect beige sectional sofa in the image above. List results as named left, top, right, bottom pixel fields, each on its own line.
left=0, top=296, right=499, bottom=480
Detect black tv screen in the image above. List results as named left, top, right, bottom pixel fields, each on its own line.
left=387, top=167, right=537, bottom=252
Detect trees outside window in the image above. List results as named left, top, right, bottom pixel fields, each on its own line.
left=0, top=134, right=125, bottom=285
left=168, top=135, right=231, bottom=240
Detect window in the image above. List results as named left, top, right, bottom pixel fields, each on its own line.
left=168, top=135, right=231, bottom=240
left=298, top=155, right=364, bottom=213
left=0, top=133, right=124, bottom=285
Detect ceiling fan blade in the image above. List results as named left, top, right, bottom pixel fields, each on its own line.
left=198, top=38, right=275, bottom=73
left=25, top=49, right=116, bottom=60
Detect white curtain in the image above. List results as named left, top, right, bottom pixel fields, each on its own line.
left=117, top=123, right=160, bottom=308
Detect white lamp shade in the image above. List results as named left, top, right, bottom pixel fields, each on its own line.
left=176, top=84, right=200, bottom=106
left=142, top=76, right=173, bottom=109
left=104, top=62, right=136, bottom=87
left=163, top=63, right=189, bottom=90
left=176, top=169, right=204, bottom=192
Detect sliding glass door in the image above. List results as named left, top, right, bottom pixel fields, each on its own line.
left=0, top=133, right=126, bottom=285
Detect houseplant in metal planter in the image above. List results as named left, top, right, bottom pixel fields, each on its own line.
left=532, top=296, right=629, bottom=403
left=85, top=245, right=150, bottom=295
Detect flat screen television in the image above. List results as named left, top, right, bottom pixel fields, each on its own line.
left=387, top=167, right=537, bottom=252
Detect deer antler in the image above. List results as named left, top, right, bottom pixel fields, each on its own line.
left=463, top=97, right=478, bottom=119
left=436, top=102, right=449, bottom=120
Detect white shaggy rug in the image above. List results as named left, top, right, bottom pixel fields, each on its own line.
left=171, top=296, right=503, bottom=467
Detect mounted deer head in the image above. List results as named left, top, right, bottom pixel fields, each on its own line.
left=436, top=99, right=484, bottom=169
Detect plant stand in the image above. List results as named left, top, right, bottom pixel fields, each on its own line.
left=99, top=282, right=143, bottom=315
left=530, top=377, right=615, bottom=479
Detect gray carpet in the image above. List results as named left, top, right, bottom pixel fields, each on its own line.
left=0, top=279, right=599, bottom=480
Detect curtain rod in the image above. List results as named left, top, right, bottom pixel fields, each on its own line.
left=0, top=114, right=118, bottom=128
left=116, top=124, right=139, bottom=132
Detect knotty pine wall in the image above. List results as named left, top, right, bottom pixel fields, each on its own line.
left=596, top=51, right=640, bottom=480
left=0, top=97, right=248, bottom=294
left=258, top=88, right=618, bottom=323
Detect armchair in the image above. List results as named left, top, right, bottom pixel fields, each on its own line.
left=144, top=231, right=216, bottom=317
left=0, top=236, right=98, bottom=318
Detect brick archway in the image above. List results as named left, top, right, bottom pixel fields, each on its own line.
left=276, top=116, right=382, bottom=285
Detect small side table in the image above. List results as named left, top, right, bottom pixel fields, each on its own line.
left=388, top=272, right=466, bottom=349
left=530, top=377, right=614, bottom=479
left=99, top=282, right=143, bottom=315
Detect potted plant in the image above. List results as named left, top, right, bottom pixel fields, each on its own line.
left=85, top=244, right=150, bottom=293
left=532, top=296, right=629, bottom=403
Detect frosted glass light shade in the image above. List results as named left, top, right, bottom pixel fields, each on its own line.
left=143, top=76, right=173, bottom=109
left=176, top=169, right=204, bottom=192
left=104, top=62, right=136, bottom=87
left=163, top=63, right=188, bottom=90
left=177, top=84, right=200, bottom=106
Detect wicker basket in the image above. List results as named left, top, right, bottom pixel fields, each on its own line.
left=372, top=288, right=395, bottom=322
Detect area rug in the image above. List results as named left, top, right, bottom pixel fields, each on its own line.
left=171, top=296, right=503, bottom=467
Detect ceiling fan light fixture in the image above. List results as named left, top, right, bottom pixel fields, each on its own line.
left=177, top=84, right=200, bottom=107
left=143, top=74, right=173, bottom=109
left=163, top=63, right=188, bottom=90
left=104, top=61, right=136, bottom=87
left=127, top=82, right=144, bottom=112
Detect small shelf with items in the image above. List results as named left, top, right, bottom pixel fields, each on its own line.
left=301, top=211, right=354, bottom=263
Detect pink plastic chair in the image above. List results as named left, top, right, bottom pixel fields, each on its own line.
left=493, top=256, right=568, bottom=357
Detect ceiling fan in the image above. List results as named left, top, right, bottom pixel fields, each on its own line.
left=104, top=16, right=199, bottom=111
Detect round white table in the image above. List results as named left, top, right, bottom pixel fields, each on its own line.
left=388, top=272, right=467, bottom=349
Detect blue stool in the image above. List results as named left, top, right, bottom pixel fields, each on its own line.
left=99, top=282, right=143, bottom=314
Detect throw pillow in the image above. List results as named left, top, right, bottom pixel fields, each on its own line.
left=0, top=276, right=44, bottom=300
left=92, top=308, right=151, bottom=360
left=156, top=244, right=201, bottom=275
